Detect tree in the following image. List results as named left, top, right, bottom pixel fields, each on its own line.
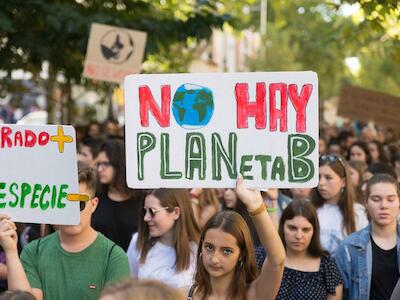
left=0, top=0, right=229, bottom=124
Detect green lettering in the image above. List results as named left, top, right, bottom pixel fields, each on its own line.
left=57, top=184, right=68, bottom=209
left=160, top=133, right=182, bottom=179
left=211, top=133, right=237, bottom=180
left=51, top=185, right=57, bottom=208
left=240, top=155, right=254, bottom=180
left=288, top=134, right=315, bottom=182
left=34, top=184, right=49, bottom=210
left=21, top=183, right=32, bottom=208
left=185, top=133, right=206, bottom=180
left=9, top=182, right=19, bottom=208
left=0, top=182, right=6, bottom=208
left=30, top=183, right=39, bottom=209
left=137, top=132, right=156, bottom=181
left=271, top=156, right=285, bottom=181
left=41, top=185, right=52, bottom=208
left=255, top=155, right=272, bottom=180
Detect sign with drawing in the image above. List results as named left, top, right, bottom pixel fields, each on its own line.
left=125, top=72, right=319, bottom=188
left=0, top=125, right=80, bottom=225
left=83, top=23, right=147, bottom=84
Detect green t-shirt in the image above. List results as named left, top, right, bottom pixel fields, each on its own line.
left=20, top=231, right=130, bottom=300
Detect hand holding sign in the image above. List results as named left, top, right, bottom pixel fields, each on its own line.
left=0, top=214, right=18, bottom=253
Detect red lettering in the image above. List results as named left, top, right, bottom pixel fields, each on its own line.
left=269, top=83, right=288, bottom=132
left=1, top=127, right=12, bottom=148
left=139, top=85, right=171, bottom=127
left=38, top=132, right=50, bottom=146
left=14, top=131, right=23, bottom=147
left=24, top=130, right=37, bottom=147
left=235, top=83, right=266, bottom=129
left=289, top=84, right=313, bottom=133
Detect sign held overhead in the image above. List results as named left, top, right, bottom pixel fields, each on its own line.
left=83, top=23, right=147, bottom=84
left=125, top=71, right=319, bottom=189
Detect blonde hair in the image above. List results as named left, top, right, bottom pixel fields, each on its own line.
left=100, top=279, right=184, bottom=300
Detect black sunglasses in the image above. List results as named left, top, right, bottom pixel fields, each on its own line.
left=320, top=154, right=346, bottom=169
left=79, top=201, right=87, bottom=211
left=143, top=207, right=169, bottom=218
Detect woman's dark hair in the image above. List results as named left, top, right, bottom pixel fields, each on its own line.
left=97, top=139, right=132, bottom=196
left=279, top=200, right=328, bottom=257
left=369, top=140, right=389, bottom=163
left=367, top=162, right=397, bottom=180
left=365, top=173, right=400, bottom=199
left=348, top=141, right=372, bottom=165
left=195, top=211, right=257, bottom=300
left=311, top=154, right=357, bottom=235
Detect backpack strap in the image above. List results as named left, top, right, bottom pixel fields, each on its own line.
left=187, top=284, right=196, bottom=300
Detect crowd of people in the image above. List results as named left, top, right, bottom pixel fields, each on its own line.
left=0, top=118, right=400, bottom=300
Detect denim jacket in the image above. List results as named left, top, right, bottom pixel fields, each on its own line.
left=334, top=223, right=400, bottom=300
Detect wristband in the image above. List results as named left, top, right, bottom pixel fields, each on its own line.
left=248, top=203, right=267, bottom=217
left=267, top=207, right=278, bottom=213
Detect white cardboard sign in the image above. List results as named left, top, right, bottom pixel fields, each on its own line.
left=125, top=72, right=319, bottom=188
left=0, top=125, right=80, bottom=225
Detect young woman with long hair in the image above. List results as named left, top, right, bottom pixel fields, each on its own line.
left=188, top=177, right=285, bottom=300
left=92, top=139, right=145, bottom=251
left=348, top=159, right=367, bottom=204
left=127, top=189, right=200, bottom=289
left=311, top=154, right=368, bottom=254
left=276, top=200, right=343, bottom=299
left=190, top=188, right=221, bottom=229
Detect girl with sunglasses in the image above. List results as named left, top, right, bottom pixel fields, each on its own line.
left=311, top=154, right=368, bottom=255
left=276, top=200, right=343, bottom=299
left=127, top=189, right=200, bottom=290
left=187, top=177, right=285, bottom=300
left=92, top=139, right=146, bottom=251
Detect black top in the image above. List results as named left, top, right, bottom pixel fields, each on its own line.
left=92, top=192, right=143, bottom=251
left=370, top=237, right=399, bottom=300
left=276, top=256, right=343, bottom=300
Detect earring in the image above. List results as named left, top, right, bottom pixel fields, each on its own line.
left=237, top=260, right=243, bottom=268
left=341, top=187, right=345, bottom=194
left=199, top=252, right=203, bottom=258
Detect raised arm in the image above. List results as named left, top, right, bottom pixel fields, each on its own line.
left=0, top=215, right=43, bottom=300
left=235, top=178, right=285, bottom=300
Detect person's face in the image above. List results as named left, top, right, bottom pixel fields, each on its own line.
left=143, top=194, right=179, bottom=244
left=366, top=183, right=399, bottom=227
left=318, top=139, right=327, bottom=156
left=79, top=145, right=95, bottom=168
left=350, top=145, right=367, bottom=163
left=223, top=189, right=237, bottom=208
left=328, top=144, right=341, bottom=156
left=348, top=166, right=360, bottom=188
left=202, top=228, right=241, bottom=280
left=283, top=216, right=314, bottom=254
left=60, top=183, right=98, bottom=236
left=106, top=122, right=119, bottom=136
left=368, top=142, right=379, bottom=163
left=96, top=151, right=114, bottom=185
left=88, top=124, right=100, bottom=139
left=318, top=165, right=345, bottom=202
left=361, top=170, right=374, bottom=193
left=290, top=188, right=311, bottom=201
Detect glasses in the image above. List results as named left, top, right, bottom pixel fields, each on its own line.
left=320, top=154, right=346, bottom=169
left=96, top=161, right=112, bottom=169
left=79, top=201, right=87, bottom=211
left=143, top=207, right=169, bottom=218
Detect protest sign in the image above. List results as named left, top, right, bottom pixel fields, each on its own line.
left=0, top=125, right=80, bottom=225
left=338, top=85, right=400, bottom=131
left=83, top=23, right=147, bottom=84
left=125, top=72, right=319, bottom=188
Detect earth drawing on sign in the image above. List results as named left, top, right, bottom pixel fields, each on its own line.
left=172, top=84, right=214, bottom=130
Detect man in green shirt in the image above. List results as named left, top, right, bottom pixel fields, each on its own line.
left=0, top=163, right=130, bottom=300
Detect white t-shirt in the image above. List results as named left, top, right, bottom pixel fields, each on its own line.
left=127, top=233, right=198, bottom=289
left=317, top=203, right=369, bottom=255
